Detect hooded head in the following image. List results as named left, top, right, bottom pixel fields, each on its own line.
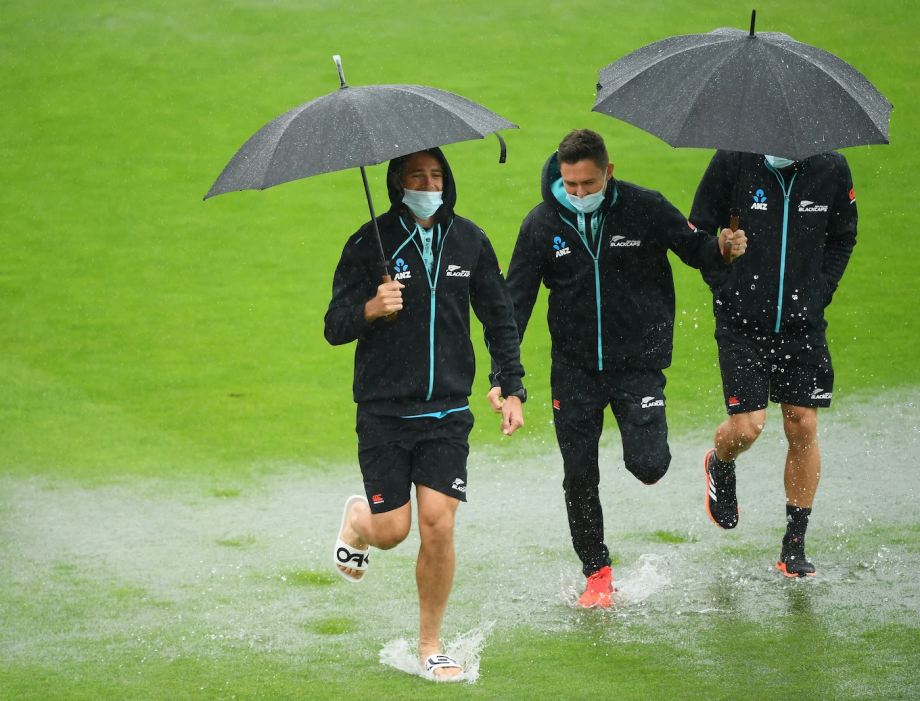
left=386, top=147, right=457, bottom=221
left=542, top=129, right=615, bottom=214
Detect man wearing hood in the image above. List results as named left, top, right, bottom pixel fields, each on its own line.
left=690, top=151, right=858, bottom=578
left=325, top=148, right=525, bottom=678
left=489, top=129, right=746, bottom=607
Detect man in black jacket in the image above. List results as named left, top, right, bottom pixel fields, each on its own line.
left=325, top=148, right=525, bottom=678
left=489, top=130, right=745, bottom=607
left=690, top=151, right=858, bottom=578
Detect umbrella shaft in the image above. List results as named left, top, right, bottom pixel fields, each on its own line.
left=360, top=166, right=390, bottom=278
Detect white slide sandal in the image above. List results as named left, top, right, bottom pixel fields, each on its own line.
left=333, top=494, right=370, bottom=583
left=424, top=653, right=463, bottom=677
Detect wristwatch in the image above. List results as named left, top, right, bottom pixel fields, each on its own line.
left=505, top=387, right=527, bottom=403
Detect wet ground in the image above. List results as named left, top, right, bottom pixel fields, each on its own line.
left=1, top=391, right=918, bottom=684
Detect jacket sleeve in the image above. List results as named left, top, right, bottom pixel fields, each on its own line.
left=469, top=232, right=525, bottom=397
left=323, top=230, right=378, bottom=346
left=689, top=150, right=737, bottom=287
left=822, top=158, right=858, bottom=304
left=661, top=192, right=725, bottom=272
left=488, top=215, right=545, bottom=389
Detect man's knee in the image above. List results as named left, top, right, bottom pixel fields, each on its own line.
left=418, top=508, right=455, bottom=546
left=625, top=449, right=671, bottom=485
left=372, top=514, right=411, bottom=550
left=726, top=411, right=766, bottom=443
left=783, top=406, right=818, bottom=442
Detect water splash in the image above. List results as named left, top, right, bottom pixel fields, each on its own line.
left=558, top=554, right=670, bottom=608
left=379, top=621, right=494, bottom=683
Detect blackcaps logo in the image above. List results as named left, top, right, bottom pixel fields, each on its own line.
left=553, top=236, right=571, bottom=258
left=451, top=478, right=466, bottom=493
left=610, top=235, right=640, bottom=247
left=751, top=189, right=768, bottom=210
left=393, top=258, right=411, bottom=281
left=798, top=200, right=828, bottom=213
left=640, top=396, right=665, bottom=408
left=446, top=264, right=470, bottom=278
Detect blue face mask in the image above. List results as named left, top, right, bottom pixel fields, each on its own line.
left=765, top=155, right=796, bottom=169
left=402, top=188, right=443, bottom=220
left=565, top=177, right=607, bottom=214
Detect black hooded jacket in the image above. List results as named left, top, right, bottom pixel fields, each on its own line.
left=690, top=151, right=857, bottom=336
left=324, top=147, right=524, bottom=416
left=493, top=152, right=728, bottom=379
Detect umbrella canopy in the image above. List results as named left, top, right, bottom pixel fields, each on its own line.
left=205, top=74, right=516, bottom=199
left=592, top=15, right=892, bottom=161
left=204, top=56, right=517, bottom=307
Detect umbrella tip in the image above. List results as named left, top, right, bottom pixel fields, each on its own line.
left=333, top=55, right=347, bottom=88
left=750, top=9, right=756, bottom=36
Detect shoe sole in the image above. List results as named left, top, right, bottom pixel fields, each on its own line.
left=776, top=561, right=817, bottom=578
left=704, top=449, right=739, bottom=530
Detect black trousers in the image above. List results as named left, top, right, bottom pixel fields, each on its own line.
left=551, top=361, right=671, bottom=577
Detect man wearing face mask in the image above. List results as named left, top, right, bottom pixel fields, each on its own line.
left=325, top=148, right=525, bottom=678
left=489, top=129, right=746, bottom=607
left=690, top=150, right=858, bottom=578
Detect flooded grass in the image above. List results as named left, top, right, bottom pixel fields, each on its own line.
left=216, top=534, right=257, bottom=547
left=1, top=395, right=918, bottom=697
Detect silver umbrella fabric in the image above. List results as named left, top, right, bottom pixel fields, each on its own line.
left=592, top=17, right=892, bottom=161
left=205, top=57, right=517, bottom=292
left=205, top=64, right=516, bottom=199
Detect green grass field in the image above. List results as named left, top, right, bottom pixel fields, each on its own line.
left=2, top=0, right=919, bottom=698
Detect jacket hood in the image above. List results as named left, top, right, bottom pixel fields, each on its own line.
left=386, top=146, right=457, bottom=220
left=540, top=151, right=616, bottom=214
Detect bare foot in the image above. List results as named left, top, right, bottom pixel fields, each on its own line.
left=337, top=498, right=369, bottom=580
left=419, top=645, right=461, bottom=679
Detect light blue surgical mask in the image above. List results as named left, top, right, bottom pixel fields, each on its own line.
left=565, top=177, right=607, bottom=214
left=765, top=154, right=796, bottom=169
left=402, top=188, right=443, bottom=220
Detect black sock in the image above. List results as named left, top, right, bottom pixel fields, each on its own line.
left=712, top=452, right=735, bottom=470
left=783, top=505, right=812, bottom=552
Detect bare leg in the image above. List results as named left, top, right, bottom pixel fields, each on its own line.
left=336, top=499, right=411, bottom=580
left=714, top=408, right=767, bottom=462
left=781, top=405, right=821, bottom=508
left=415, top=485, right=461, bottom=679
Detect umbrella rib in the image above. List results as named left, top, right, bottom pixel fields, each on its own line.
left=598, top=34, right=734, bottom=96
left=391, top=85, right=512, bottom=135
left=777, top=44, right=891, bottom=135
left=252, top=105, right=311, bottom=189
left=671, top=41, right=748, bottom=145
left=763, top=54, right=802, bottom=158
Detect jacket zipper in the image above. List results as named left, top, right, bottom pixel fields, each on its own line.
left=765, top=164, right=798, bottom=333
left=401, top=218, right=452, bottom=401
left=558, top=211, right=605, bottom=370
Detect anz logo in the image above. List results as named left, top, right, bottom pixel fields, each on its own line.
left=393, top=258, right=411, bottom=281
left=751, top=189, right=768, bottom=211
left=553, top=236, right=571, bottom=258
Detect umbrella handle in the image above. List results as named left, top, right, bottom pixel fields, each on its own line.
left=722, top=214, right=740, bottom=263
left=382, top=274, right=398, bottom=322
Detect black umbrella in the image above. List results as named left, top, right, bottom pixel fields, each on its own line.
left=593, top=10, right=892, bottom=256
left=205, top=56, right=517, bottom=285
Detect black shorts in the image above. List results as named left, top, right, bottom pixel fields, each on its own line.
left=355, top=407, right=474, bottom=514
left=715, top=324, right=834, bottom=415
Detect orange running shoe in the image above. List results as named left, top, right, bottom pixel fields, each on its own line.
left=577, top=566, right=614, bottom=608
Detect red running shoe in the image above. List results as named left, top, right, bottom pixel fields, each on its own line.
left=578, top=566, right=614, bottom=608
